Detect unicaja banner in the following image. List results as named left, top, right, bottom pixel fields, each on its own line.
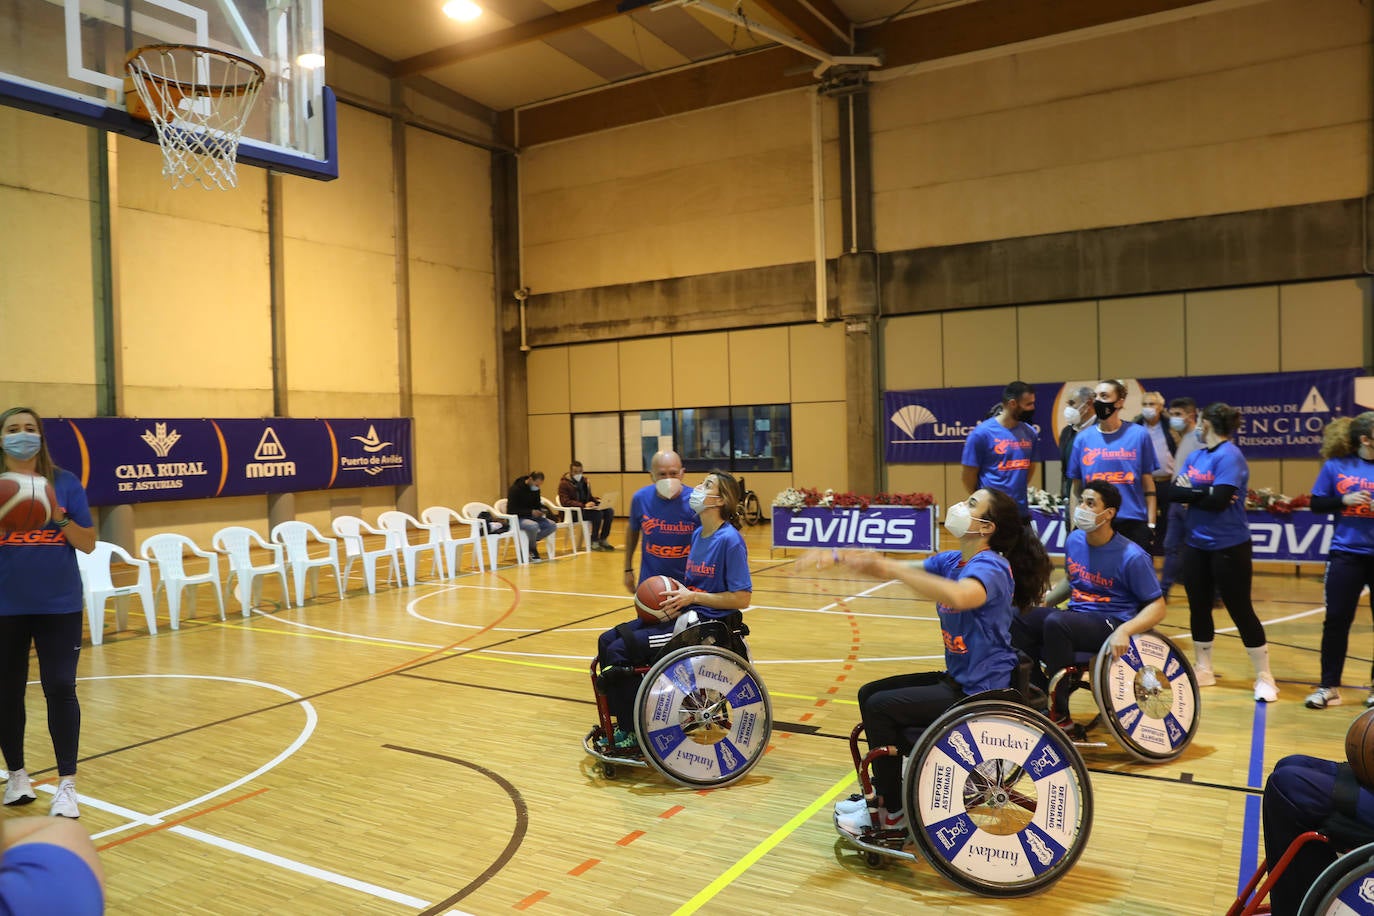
left=885, top=368, right=1365, bottom=464
left=771, top=506, right=936, bottom=553
left=42, top=417, right=412, bottom=506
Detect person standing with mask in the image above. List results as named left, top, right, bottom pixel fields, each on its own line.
left=961, top=380, right=1038, bottom=521
left=1068, top=379, right=1159, bottom=551
left=0, top=407, right=97, bottom=819
left=1173, top=402, right=1277, bottom=701
left=596, top=470, right=751, bottom=748
left=1058, top=386, right=1096, bottom=507
left=1161, top=397, right=1202, bottom=595
left=1134, top=391, right=1178, bottom=555
left=622, top=450, right=698, bottom=593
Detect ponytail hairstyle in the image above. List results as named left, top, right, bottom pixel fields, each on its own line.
left=982, top=488, right=1052, bottom=613
left=708, top=469, right=744, bottom=529
left=1322, top=412, right=1374, bottom=459
left=1201, top=402, right=1242, bottom=439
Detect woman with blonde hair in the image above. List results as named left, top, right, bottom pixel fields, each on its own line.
left=1303, top=411, right=1374, bottom=710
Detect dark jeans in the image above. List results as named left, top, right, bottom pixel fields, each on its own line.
left=857, top=671, right=965, bottom=812
left=583, top=507, right=614, bottom=541
left=1183, top=540, right=1266, bottom=647
left=596, top=619, right=675, bottom=732
left=0, top=612, right=83, bottom=776
left=1150, top=477, right=1173, bottom=556
left=1114, top=518, right=1153, bottom=553
left=519, top=517, right=556, bottom=555
left=1319, top=550, right=1374, bottom=687
left=1011, top=607, right=1117, bottom=714
left=1160, top=502, right=1188, bottom=591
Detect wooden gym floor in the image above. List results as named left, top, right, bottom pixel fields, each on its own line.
left=23, top=521, right=1366, bottom=914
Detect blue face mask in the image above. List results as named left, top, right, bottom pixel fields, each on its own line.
left=529, top=484, right=540, bottom=492
left=689, top=485, right=709, bottom=515
left=1168, top=416, right=1186, bottom=432
left=2, top=432, right=41, bottom=461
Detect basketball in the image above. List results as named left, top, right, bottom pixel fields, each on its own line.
left=0, top=472, right=56, bottom=531
left=1347, top=708, right=1374, bottom=791
left=635, top=575, right=685, bottom=624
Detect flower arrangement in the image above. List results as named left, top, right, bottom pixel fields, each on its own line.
left=1028, top=486, right=1066, bottom=513
left=1244, top=488, right=1311, bottom=516
left=772, top=487, right=934, bottom=512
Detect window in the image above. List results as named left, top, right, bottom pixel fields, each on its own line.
left=623, top=409, right=674, bottom=473
left=731, top=404, right=791, bottom=472
left=676, top=407, right=733, bottom=467
left=570, top=413, right=621, bottom=472
left=573, top=405, right=790, bottom=473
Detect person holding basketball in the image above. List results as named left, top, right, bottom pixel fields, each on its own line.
left=801, top=488, right=1051, bottom=835
left=0, top=407, right=96, bottom=819
left=596, top=470, right=752, bottom=748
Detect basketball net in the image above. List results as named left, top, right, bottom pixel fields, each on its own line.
left=124, top=45, right=265, bottom=191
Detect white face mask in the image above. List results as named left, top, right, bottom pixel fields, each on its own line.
left=1074, top=505, right=1105, bottom=532
left=1141, top=406, right=1158, bottom=421
left=944, top=502, right=988, bottom=539
left=689, top=484, right=711, bottom=515
left=655, top=477, right=683, bottom=499
left=1061, top=405, right=1080, bottom=425
left=572, top=473, right=583, bottom=482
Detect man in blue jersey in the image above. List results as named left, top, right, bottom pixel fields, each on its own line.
left=622, top=450, right=698, bottom=593
left=1068, top=379, right=1159, bottom=551
left=962, top=380, right=1039, bottom=520
left=1011, top=481, right=1166, bottom=730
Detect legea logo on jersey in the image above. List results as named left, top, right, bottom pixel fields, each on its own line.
left=247, top=427, right=296, bottom=479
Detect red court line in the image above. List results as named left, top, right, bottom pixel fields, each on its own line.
left=514, top=890, right=549, bottom=909
left=568, top=859, right=599, bottom=876
left=617, top=831, right=646, bottom=846
left=826, top=686, right=838, bottom=694
left=659, top=806, right=684, bottom=819
left=97, top=787, right=270, bottom=851
left=367, top=575, right=524, bottom=679
left=814, top=699, right=829, bottom=707
left=798, top=712, right=813, bottom=722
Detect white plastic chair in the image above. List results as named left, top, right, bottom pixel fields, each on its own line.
left=76, top=541, right=158, bottom=645
left=460, top=501, right=526, bottom=568
left=550, top=494, right=594, bottom=553
left=331, top=515, right=401, bottom=594
left=543, top=497, right=583, bottom=556
left=270, top=521, right=344, bottom=607
left=377, top=510, right=445, bottom=587
left=499, top=498, right=552, bottom=561
left=212, top=526, right=292, bottom=617
left=140, top=533, right=226, bottom=629
left=420, top=506, right=486, bottom=577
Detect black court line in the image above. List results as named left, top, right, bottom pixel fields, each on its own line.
left=384, top=744, right=528, bottom=915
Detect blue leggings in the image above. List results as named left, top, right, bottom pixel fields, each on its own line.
left=0, top=612, right=83, bottom=777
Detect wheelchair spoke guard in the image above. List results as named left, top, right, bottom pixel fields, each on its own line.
left=1299, top=840, right=1374, bottom=916
left=634, top=645, right=771, bottom=788
left=1091, top=630, right=1200, bottom=763
left=904, top=700, right=1093, bottom=896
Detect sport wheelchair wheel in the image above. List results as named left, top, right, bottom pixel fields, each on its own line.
left=634, top=644, right=771, bottom=788
left=1300, top=840, right=1374, bottom=916
left=1090, top=629, right=1200, bottom=763
left=903, top=699, right=1093, bottom=897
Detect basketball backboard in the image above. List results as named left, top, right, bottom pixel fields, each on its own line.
left=0, top=0, right=337, bottom=180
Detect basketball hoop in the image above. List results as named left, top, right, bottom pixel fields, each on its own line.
left=124, top=44, right=265, bottom=191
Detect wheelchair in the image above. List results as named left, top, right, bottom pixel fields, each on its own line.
left=584, top=611, right=772, bottom=788
left=1045, top=628, right=1201, bottom=763
left=1230, top=833, right=1374, bottom=915
left=834, top=659, right=1095, bottom=897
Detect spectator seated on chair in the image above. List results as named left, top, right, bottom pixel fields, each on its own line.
left=1011, top=480, right=1166, bottom=734
left=596, top=470, right=752, bottom=749
left=558, top=460, right=615, bottom=551
left=506, top=471, right=555, bottom=562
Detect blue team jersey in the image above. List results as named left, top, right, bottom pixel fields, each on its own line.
left=683, top=524, right=751, bottom=620
left=0, top=468, right=92, bottom=615
left=961, top=418, right=1038, bottom=515
left=1067, top=422, right=1159, bottom=521
left=1312, top=455, right=1374, bottom=556
left=1064, top=530, right=1163, bottom=624
left=1178, top=441, right=1251, bottom=550
left=922, top=550, right=1017, bottom=694
left=627, top=484, right=699, bottom=582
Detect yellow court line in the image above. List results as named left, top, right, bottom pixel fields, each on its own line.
left=770, top=690, right=858, bottom=706
left=672, top=770, right=858, bottom=916
left=465, top=654, right=587, bottom=674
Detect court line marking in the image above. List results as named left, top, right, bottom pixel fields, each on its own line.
left=1165, top=604, right=1326, bottom=643
left=671, top=770, right=857, bottom=915
left=97, top=787, right=269, bottom=851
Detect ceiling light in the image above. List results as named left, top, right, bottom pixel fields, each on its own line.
left=443, top=0, right=482, bottom=21
left=296, top=52, right=326, bottom=69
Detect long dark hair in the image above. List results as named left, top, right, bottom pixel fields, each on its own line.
left=1202, top=402, right=1242, bottom=438
left=982, top=489, right=1051, bottom=612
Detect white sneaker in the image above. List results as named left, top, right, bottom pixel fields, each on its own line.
left=1366, top=692, right=1374, bottom=709
left=837, top=805, right=906, bottom=835
left=1305, top=686, right=1342, bottom=709
left=1254, top=674, right=1279, bottom=703
left=1194, top=666, right=1217, bottom=687
left=48, top=779, right=79, bottom=819
left=835, top=794, right=871, bottom=816
left=3, top=770, right=35, bottom=806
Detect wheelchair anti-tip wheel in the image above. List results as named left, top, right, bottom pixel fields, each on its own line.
left=1299, top=840, right=1374, bottom=916
left=1090, top=629, right=1200, bottom=763
left=904, top=699, right=1093, bottom=897
left=634, top=644, right=771, bottom=788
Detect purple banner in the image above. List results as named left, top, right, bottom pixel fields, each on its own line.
left=771, top=505, right=936, bottom=553
left=886, top=368, right=1364, bottom=463
left=44, top=417, right=412, bottom=506
left=1029, top=508, right=1333, bottom=563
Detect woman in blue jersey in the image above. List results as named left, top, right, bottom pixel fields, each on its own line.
left=804, top=488, right=1051, bottom=835
left=1172, top=402, right=1277, bottom=702
left=0, top=407, right=96, bottom=820
left=596, top=470, right=752, bottom=747
left=1303, top=412, right=1374, bottom=710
